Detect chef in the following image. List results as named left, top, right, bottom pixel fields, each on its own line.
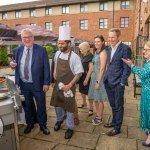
left=50, top=26, right=83, bottom=139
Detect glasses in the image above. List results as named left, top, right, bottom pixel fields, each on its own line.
left=22, top=36, right=33, bottom=39
left=143, top=49, right=150, bottom=52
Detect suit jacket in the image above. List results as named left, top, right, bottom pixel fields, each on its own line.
left=104, top=42, right=131, bottom=87
left=13, top=44, right=50, bottom=91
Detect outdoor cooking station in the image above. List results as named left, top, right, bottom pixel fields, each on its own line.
left=0, top=76, right=24, bottom=150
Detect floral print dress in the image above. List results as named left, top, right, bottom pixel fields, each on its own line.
left=132, top=60, right=150, bottom=131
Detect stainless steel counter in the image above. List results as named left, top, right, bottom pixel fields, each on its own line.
left=0, top=97, right=14, bottom=125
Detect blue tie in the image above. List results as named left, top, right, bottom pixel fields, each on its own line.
left=24, top=48, right=30, bottom=80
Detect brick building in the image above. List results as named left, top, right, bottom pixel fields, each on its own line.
left=0, top=0, right=136, bottom=49
left=134, top=0, right=150, bottom=66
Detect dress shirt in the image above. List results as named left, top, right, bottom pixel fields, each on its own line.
left=110, top=41, right=121, bottom=61
left=20, top=46, right=33, bottom=82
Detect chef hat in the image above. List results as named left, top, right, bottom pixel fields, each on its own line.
left=58, top=26, right=71, bottom=41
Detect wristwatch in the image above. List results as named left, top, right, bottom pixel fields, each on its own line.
left=96, top=81, right=100, bottom=84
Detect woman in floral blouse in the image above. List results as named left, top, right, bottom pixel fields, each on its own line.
left=122, top=41, right=150, bottom=147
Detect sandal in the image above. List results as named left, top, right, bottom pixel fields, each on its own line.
left=78, top=104, right=87, bottom=108
left=88, top=110, right=93, bottom=116
left=92, top=116, right=102, bottom=125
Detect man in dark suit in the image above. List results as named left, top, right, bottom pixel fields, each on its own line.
left=104, top=28, right=131, bottom=136
left=10, top=28, right=50, bottom=135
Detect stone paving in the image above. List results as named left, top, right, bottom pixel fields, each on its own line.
left=0, top=68, right=147, bottom=150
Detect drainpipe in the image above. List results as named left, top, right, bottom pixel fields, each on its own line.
left=112, top=0, right=115, bottom=28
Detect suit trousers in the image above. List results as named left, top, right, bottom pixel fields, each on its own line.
left=104, top=83, right=125, bottom=132
left=20, top=80, right=47, bottom=127
left=55, top=107, right=74, bottom=130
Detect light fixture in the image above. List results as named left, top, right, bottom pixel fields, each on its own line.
left=143, top=0, right=148, bottom=3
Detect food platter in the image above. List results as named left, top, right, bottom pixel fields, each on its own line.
left=0, top=93, right=9, bottom=100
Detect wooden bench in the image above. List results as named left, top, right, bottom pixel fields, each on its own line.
left=133, top=73, right=141, bottom=98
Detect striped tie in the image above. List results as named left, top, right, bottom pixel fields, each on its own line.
left=24, top=48, right=30, bottom=80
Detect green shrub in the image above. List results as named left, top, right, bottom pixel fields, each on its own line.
left=44, top=45, right=55, bottom=59
left=0, top=46, right=9, bottom=66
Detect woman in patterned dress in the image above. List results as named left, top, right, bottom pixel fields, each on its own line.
left=88, top=35, right=108, bottom=125
left=122, top=41, right=150, bottom=147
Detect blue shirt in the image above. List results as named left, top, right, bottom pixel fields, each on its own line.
left=19, top=46, right=33, bottom=82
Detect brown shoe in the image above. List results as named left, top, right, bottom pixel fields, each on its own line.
left=104, top=123, right=114, bottom=128
left=106, top=129, right=120, bottom=136
left=74, top=118, right=79, bottom=125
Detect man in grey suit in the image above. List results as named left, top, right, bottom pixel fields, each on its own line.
left=104, top=28, right=131, bottom=136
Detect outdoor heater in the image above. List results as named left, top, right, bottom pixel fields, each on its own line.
left=0, top=77, right=24, bottom=150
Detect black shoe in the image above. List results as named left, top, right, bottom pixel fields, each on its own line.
left=145, top=130, right=148, bottom=135
left=64, top=129, right=74, bottom=139
left=142, top=141, right=150, bottom=147
left=24, top=125, right=34, bottom=134
left=54, top=120, right=63, bottom=131
left=40, top=126, right=50, bottom=135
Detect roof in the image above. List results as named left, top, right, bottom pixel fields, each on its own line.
left=0, top=27, right=17, bottom=39
left=0, top=0, right=109, bottom=12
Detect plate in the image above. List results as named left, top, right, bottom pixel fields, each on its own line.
left=0, top=93, right=9, bottom=100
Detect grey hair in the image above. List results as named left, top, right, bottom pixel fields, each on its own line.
left=109, top=28, right=121, bottom=37
left=79, top=42, right=90, bottom=52
left=21, top=28, right=33, bottom=37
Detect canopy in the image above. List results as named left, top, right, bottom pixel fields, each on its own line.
left=0, top=25, right=17, bottom=39
left=13, top=25, right=58, bottom=41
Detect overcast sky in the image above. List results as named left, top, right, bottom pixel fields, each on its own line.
left=0, top=0, right=39, bottom=6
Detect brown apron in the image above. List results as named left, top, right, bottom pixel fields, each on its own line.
left=50, top=51, right=76, bottom=113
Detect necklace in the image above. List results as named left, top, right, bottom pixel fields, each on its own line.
left=96, top=49, right=101, bottom=54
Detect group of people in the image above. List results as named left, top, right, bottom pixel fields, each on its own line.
left=9, top=26, right=150, bottom=147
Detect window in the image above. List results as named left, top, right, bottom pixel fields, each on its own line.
left=30, top=9, right=36, bottom=17
left=15, top=11, right=21, bottom=18
left=121, top=0, right=130, bottom=9
left=45, top=7, right=52, bottom=15
left=45, top=22, right=52, bottom=31
left=30, top=23, right=36, bottom=26
left=80, top=4, right=88, bottom=12
left=122, top=41, right=131, bottom=47
left=99, top=18, right=108, bottom=29
left=62, top=5, right=69, bottom=14
left=120, top=17, right=129, bottom=28
left=2, top=12, right=7, bottom=19
left=80, top=20, right=88, bottom=30
left=62, top=21, right=69, bottom=27
left=99, top=2, right=108, bottom=11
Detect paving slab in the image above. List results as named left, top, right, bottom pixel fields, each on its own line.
left=20, top=138, right=56, bottom=150
left=96, top=135, right=137, bottom=150
left=128, top=126, right=147, bottom=140
left=124, top=109, right=140, bottom=118
left=53, top=144, right=90, bottom=150
left=74, top=120, right=94, bottom=133
left=123, top=116, right=140, bottom=127
left=68, top=132, right=99, bottom=149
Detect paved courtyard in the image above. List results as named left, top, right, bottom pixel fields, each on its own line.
left=0, top=68, right=147, bottom=150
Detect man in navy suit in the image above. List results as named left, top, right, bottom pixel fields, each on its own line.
left=10, top=28, right=50, bottom=135
left=104, top=28, right=131, bottom=136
